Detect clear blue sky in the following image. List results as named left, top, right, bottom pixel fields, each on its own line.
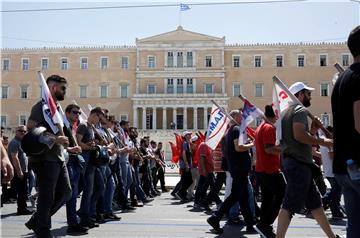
left=1, top=0, right=359, bottom=48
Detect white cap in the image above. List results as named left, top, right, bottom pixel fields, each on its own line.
left=191, top=135, right=198, bottom=142
left=182, top=131, right=192, bottom=137
left=289, top=82, right=315, bottom=95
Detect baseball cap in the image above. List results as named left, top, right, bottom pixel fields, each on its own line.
left=182, top=131, right=192, bottom=137
left=289, top=82, right=315, bottom=95
left=191, top=135, right=198, bottom=142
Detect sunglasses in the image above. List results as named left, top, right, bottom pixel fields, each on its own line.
left=71, top=110, right=81, bottom=115
left=17, top=130, right=27, bottom=133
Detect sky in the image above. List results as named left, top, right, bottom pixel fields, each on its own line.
left=1, top=0, right=360, bottom=48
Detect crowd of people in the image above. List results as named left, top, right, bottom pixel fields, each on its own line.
left=1, top=25, right=359, bottom=238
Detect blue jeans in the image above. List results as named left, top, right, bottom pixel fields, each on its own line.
left=335, top=174, right=360, bottom=238
left=90, top=167, right=106, bottom=217
left=66, top=156, right=83, bottom=226
left=103, top=166, right=115, bottom=214
left=229, top=176, right=256, bottom=220
left=133, top=165, right=146, bottom=201
left=120, top=162, right=133, bottom=197
left=323, top=177, right=342, bottom=214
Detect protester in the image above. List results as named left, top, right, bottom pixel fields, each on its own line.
left=1, top=139, right=14, bottom=186
left=8, top=125, right=33, bottom=215
left=331, top=25, right=360, bottom=238
left=254, top=106, right=285, bottom=238
left=207, top=109, right=256, bottom=234
left=25, top=75, right=72, bottom=238
left=276, top=81, right=338, bottom=238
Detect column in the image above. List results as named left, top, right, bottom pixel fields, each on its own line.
left=193, top=107, right=198, bottom=130
left=142, top=107, right=146, bottom=130
left=162, top=107, right=167, bottom=129
left=183, top=107, right=187, bottom=130
left=152, top=107, right=156, bottom=130
left=203, top=107, right=208, bottom=129
left=173, top=107, right=177, bottom=129
left=133, top=107, right=138, bottom=128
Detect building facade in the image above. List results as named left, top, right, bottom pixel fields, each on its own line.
left=1, top=26, right=351, bottom=131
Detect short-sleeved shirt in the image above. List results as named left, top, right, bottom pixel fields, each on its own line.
left=179, top=141, right=192, bottom=169
left=331, top=62, right=360, bottom=174
left=198, top=142, right=214, bottom=175
left=255, top=121, right=280, bottom=174
left=76, top=123, right=95, bottom=146
left=8, top=137, right=28, bottom=172
left=281, top=104, right=312, bottom=164
left=28, top=101, right=64, bottom=162
left=226, top=125, right=252, bottom=178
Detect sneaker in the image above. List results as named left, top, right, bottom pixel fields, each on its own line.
left=28, top=195, right=36, bottom=207
left=193, top=203, right=201, bottom=209
left=122, top=205, right=136, bottom=211
left=25, top=216, right=36, bottom=231
left=245, top=225, right=258, bottom=234
left=17, top=209, right=34, bottom=215
left=254, top=224, right=276, bottom=238
left=175, top=192, right=189, bottom=202
left=199, top=203, right=212, bottom=211
left=103, top=213, right=121, bottom=221
left=79, top=220, right=99, bottom=229
left=207, top=215, right=223, bottom=234
left=226, top=217, right=246, bottom=226
left=67, top=225, right=89, bottom=234
left=142, top=197, right=154, bottom=203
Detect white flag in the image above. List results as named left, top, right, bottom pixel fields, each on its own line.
left=272, top=76, right=300, bottom=144
left=238, top=98, right=263, bottom=145
left=205, top=104, right=230, bottom=150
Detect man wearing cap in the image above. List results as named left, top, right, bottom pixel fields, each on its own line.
left=175, top=131, right=193, bottom=202
left=276, top=82, right=337, bottom=238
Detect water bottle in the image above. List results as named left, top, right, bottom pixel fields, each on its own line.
left=346, top=159, right=360, bottom=180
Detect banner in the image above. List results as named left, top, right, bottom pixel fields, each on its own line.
left=205, top=104, right=230, bottom=150
left=239, top=98, right=263, bottom=145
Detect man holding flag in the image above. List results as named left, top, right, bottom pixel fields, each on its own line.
left=275, top=81, right=337, bottom=238
left=25, top=74, right=72, bottom=238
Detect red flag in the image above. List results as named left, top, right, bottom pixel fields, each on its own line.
left=169, top=142, right=180, bottom=163
left=192, top=138, right=202, bottom=167
left=246, top=127, right=256, bottom=140
left=198, top=131, right=206, bottom=142
left=175, top=133, right=183, bottom=155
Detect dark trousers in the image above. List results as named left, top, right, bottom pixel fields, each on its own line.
left=178, top=169, right=193, bottom=198
left=194, top=173, right=216, bottom=205
left=157, top=166, right=166, bottom=190
left=323, top=177, right=343, bottom=214
left=204, top=172, right=225, bottom=205
left=258, top=172, right=286, bottom=227
left=215, top=175, right=255, bottom=226
left=13, top=172, right=29, bottom=211
left=29, top=160, right=72, bottom=236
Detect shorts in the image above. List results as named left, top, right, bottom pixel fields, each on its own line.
left=282, top=157, right=322, bottom=214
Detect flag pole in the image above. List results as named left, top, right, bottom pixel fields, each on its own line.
left=334, top=62, right=345, bottom=73
left=272, top=75, right=332, bottom=138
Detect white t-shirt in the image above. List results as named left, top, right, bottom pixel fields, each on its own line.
left=320, top=145, right=333, bottom=178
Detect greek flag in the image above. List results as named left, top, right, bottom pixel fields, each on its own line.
left=180, top=3, right=190, bottom=11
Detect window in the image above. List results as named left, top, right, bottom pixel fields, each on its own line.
left=186, top=52, right=193, bottom=67
left=321, top=113, right=330, bottom=127
left=40, top=58, right=48, bottom=70
left=0, top=116, right=7, bottom=127
left=320, top=83, right=329, bottom=97
left=233, top=84, right=241, bottom=96
left=342, top=54, right=350, bottom=67
left=79, top=85, right=87, bottom=98
left=61, top=58, right=68, bottom=70
left=276, top=55, right=283, bottom=67
left=167, top=78, right=174, bottom=94
left=254, top=56, right=262, bottom=67
left=147, top=84, right=156, bottom=94
left=121, top=57, right=128, bottom=69
left=100, top=85, right=108, bottom=98
left=255, top=83, right=264, bottom=97
left=80, top=57, right=88, bottom=69
left=204, top=84, right=214, bottom=94
left=1, top=86, right=9, bottom=99
left=233, top=56, right=240, bottom=68
left=176, top=78, right=184, bottom=94
left=298, top=55, right=305, bottom=67
left=205, top=56, right=212, bottom=67
left=2, top=59, right=10, bottom=71
left=20, top=85, right=28, bottom=99
left=320, top=54, right=327, bottom=67
left=22, top=58, right=29, bottom=71
left=120, top=85, right=128, bottom=98
left=120, top=114, right=128, bottom=121
left=177, top=52, right=183, bottom=67
left=167, top=52, right=174, bottom=67
left=19, top=115, right=27, bottom=125
left=100, top=57, right=108, bottom=69
left=186, top=78, right=193, bottom=93
left=148, top=56, right=155, bottom=68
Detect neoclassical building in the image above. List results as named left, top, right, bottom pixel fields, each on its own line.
left=0, top=26, right=351, bottom=131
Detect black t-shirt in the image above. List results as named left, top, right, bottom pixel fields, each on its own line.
left=226, top=125, right=251, bottom=177
left=76, top=123, right=95, bottom=148
left=331, top=62, right=360, bottom=174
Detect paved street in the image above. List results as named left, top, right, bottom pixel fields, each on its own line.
left=1, top=176, right=347, bottom=238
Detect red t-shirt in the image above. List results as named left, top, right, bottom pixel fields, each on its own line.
left=198, top=142, right=214, bottom=176
left=255, top=122, right=281, bottom=174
